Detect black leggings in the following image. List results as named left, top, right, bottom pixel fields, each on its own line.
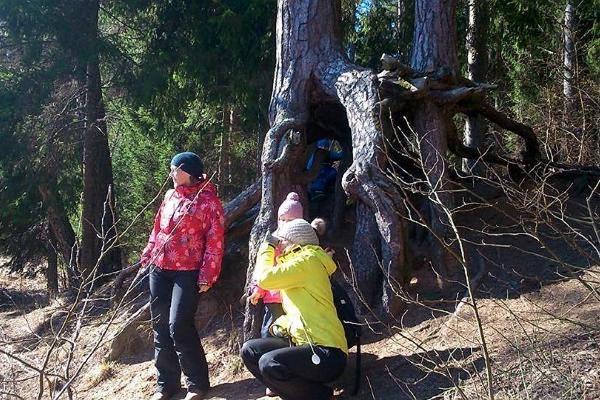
left=241, top=337, right=346, bottom=400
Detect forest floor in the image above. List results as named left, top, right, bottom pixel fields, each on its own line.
left=1, top=264, right=599, bottom=399
left=1, top=191, right=600, bottom=399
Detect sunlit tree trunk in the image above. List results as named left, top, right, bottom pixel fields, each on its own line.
left=563, top=0, right=577, bottom=115
left=410, top=0, right=458, bottom=280
left=463, top=0, right=489, bottom=173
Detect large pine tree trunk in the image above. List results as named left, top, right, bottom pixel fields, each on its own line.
left=80, top=0, right=121, bottom=280
left=243, top=0, right=408, bottom=339
left=463, top=0, right=489, bottom=173
left=408, top=0, right=458, bottom=285
left=410, top=0, right=457, bottom=186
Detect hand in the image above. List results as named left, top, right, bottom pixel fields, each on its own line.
left=266, top=233, right=280, bottom=247
left=270, top=324, right=288, bottom=339
left=248, top=288, right=261, bottom=305
left=325, top=247, right=335, bottom=257
left=136, top=264, right=149, bottom=278
left=198, top=284, right=211, bottom=293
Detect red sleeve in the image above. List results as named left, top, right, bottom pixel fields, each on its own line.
left=197, top=196, right=225, bottom=286
left=140, top=201, right=164, bottom=267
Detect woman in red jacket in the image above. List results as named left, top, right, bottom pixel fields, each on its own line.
left=141, top=152, right=225, bottom=400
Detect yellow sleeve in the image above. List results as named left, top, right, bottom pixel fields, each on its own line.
left=257, top=250, right=308, bottom=291
left=254, top=242, right=277, bottom=281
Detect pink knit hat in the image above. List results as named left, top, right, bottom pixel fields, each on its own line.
left=278, top=192, right=303, bottom=220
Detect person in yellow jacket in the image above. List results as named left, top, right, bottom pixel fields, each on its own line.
left=241, top=218, right=347, bottom=400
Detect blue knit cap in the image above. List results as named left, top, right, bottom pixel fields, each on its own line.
left=170, top=152, right=204, bottom=179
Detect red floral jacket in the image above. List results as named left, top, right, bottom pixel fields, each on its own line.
left=141, top=180, right=225, bottom=286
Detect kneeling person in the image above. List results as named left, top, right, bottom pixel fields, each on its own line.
left=241, top=219, right=347, bottom=400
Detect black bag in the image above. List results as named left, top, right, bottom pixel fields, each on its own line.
left=330, top=279, right=361, bottom=395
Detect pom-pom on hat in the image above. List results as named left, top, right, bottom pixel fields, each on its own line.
left=171, top=152, right=204, bottom=179
left=273, top=218, right=319, bottom=246
left=278, top=192, right=303, bottom=220
left=310, top=217, right=327, bottom=237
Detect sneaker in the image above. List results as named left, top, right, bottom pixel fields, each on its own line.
left=183, top=388, right=208, bottom=400
left=150, top=387, right=181, bottom=400
left=149, top=392, right=171, bottom=400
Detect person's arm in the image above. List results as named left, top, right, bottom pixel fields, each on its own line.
left=253, top=241, right=277, bottom=278
left=140, top=194, right=168, bottom=267
left=246, top=241, right=278, bottom=302
left=197, top=196, right=225, bottom=288
left=256, top=248, right=309, bottom=291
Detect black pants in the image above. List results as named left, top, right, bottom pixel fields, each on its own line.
left=149, top=266, right=209, bottom=394
left=241, top=337, right=347, bottom=400
left=261, top=303, right=285, bottom=338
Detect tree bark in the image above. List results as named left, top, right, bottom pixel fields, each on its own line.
left=80, top=0, right=121, bottom=281
left=409, top=0, right=458, bottom=287
left=563, top=0, right=578, bottom=121
left=563, top=0, right=577, bottom=115
left=463, top=0, right=489, bottom=173
left=410, top=0, right=458, bottom=188
left=351, top=202, right=382, bottom=308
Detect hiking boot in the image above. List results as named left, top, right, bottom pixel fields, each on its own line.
left=183, top=388, right=208, bottom=400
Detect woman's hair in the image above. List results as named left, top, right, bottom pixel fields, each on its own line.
left=311, top=218, right=327, bottom=237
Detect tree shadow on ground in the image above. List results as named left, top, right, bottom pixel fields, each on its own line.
left=0, top=286, right=49, bottom=316
left=335, top=347, right=484, bottom=399
left=391, top=188, right=599, bottom=332
left=457, top=186, right=599, bottom=301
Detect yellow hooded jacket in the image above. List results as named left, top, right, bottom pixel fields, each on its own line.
left=255, top=242, right=348, bottom=354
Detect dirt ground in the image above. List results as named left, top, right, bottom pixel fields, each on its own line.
left=1, top=261, right=598, bottom=400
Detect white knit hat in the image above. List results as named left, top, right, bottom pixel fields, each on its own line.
left=273, top=218, right=319, bottom=246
